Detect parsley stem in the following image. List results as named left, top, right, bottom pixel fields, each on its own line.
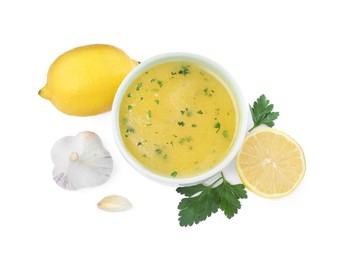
left=209, top=173, right=224, bottom=188
left=248, top=125, right=257, bottom=132
left=219, top=172, right=231, bottom=185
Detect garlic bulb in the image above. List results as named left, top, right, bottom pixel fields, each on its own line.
left=97, top=195, right=132, bottom=212
left=51, top=131, right=113, bottom=190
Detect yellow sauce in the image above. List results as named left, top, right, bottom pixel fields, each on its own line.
left=119, top=61, right=238, bottom=178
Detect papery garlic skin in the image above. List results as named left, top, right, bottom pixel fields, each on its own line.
left=51, top=131, right=113, bottom=190
left=97, top=195, right=132, bottom=212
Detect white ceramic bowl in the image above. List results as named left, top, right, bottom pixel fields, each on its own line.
left=112, top=53, right=247, bottom=186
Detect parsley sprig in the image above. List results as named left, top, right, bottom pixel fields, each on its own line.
left=176, top=173, right=247, bottom=227
left=249, top=94, right=279, bottom=132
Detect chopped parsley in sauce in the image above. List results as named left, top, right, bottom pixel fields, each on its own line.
left=119, top=61, right=237, bottom=178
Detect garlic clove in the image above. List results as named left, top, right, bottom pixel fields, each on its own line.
left=97, top=195, right=132, bottom=212
left=51, top=131, right=113, bottom=190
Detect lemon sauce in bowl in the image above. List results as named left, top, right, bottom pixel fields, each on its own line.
left=118, top=61, right=238, bottom=179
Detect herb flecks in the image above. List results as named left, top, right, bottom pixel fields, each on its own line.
left=181, top=108, right=192, bottom=117
left=185, top=108, right=192, bottom=117
left=249, top=94, right=279, bottom=132
left=197, top=110, right=203, bottom=115
left=176, top=172, right=247, bottom=227
left=222, top=130, right=229, bottom=138
left=177, top=121, right=185, bottom=127
left=155, top=100, right=160, bottom=105
left=157, top=80, right=163, bottom=87
left=178, top=65, right=190, bottom=76
left=126, top=126, right=135, bottom=134
left=204, top=88, right=214, bottom=97
left=171, top=171, right=178, bottom=177
left=214, top=122, right=221, bottom=133
left=154, top=148, right=163, bottom=155
left=167, top=140, right=174, bottom=146
left=179, top=136, right=192, bottom=144
left=136, top=83, right=143, bottom=91
left=127, top=105, right=133, bottom=110
left=147, top=110, right=152, bottom=119
left=137, top=140, right=146, bottom=146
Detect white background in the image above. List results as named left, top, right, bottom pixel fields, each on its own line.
left=1, top=0, right=340, bottom=259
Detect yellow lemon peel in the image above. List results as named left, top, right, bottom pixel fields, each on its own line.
left=39, top=44, right=138, bottom=116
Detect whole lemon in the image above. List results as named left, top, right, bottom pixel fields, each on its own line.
left=39, top=44, right=138, bottom=116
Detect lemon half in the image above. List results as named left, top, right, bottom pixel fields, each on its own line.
left=236, top=128, right=306, bottom=198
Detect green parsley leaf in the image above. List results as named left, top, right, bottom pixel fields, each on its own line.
left=176, top=173, right=247, bottom=227
left=177, top=183, right=207, bottom=197
left=249, top=94, right=279, bottom=131
left=177, top=185, right=219, bottom=227
left=214, top=182, right=247, bottom=219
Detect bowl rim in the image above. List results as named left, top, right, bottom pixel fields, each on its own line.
left=112, top=52, right=248, bottom=186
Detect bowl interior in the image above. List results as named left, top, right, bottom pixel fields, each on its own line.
left=112, top=53, right=247, bottom=186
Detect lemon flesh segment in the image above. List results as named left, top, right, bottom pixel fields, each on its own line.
left=236, top=128, right=306, bottom=198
